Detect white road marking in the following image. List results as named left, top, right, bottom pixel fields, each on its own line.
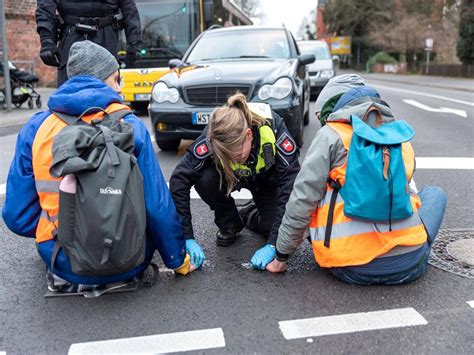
left=68, top=327, right=225, bottom=355
left=371, top=83, right=474, bottom=107
left=416, top=157, right=474, bottom=170
left=1, top=157, right=473, bottom=201
left=403, top=99, right=467, bottom=118
left=279, top=307, right=427, bottom=340
left=467, top=301, right=474, bottom=308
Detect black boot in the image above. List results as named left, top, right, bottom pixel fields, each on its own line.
left=216, top=220, right=244, bottom=246
left=238, top=201, right=260, bottom=232
left=216, top=229, right=239, bottom=246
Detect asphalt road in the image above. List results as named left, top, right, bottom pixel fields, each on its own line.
left=0, top=75, right=473, bottom=354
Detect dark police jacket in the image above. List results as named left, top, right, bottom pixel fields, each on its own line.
left=170, top=112, right=301, bottom=245
left=36, top=0, right=141, bottom=63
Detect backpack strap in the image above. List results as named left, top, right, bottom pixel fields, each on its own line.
left=53, top=111, right=83, bottom=126
left=96, top=124, right=120, bottom=178
left=324, top=178, right=342, bottom=248
left=106, top=108, right=132, bottom=122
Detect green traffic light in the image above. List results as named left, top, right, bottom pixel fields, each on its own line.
left=140, top=49, right=147, bottom=55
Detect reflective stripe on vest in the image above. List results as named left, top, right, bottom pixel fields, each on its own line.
left=308, top=121, right=427, bottom=268
left=32, top=103, right=131, bottom=243
left=230, top=125, right=276, bottom=175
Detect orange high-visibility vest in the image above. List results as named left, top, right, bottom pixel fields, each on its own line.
left=308, top=121, right=427, bottom=268
left=32, top=103, right=131, bottom=244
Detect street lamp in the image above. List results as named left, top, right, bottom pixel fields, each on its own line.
left=0, top=0, right=12, bottom=111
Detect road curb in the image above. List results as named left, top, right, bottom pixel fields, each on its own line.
left=364, top=75, right=474, bottom=93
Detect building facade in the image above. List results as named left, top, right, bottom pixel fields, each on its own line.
left=5, top=0, right=55, bottom=86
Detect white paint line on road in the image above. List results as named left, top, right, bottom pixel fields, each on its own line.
left=403, top=99, right=467, bottom=118
left=467, top=301, right=474, bottom=308
left=279, top=307, right=427, bottom=340
left=416, top=157, right=474, bottom=170
left=193, top=186, right=252, bottom=200
left=371, top=83, right=474, bottom=107
left=1, top=158, right=473, bottom=200
left=68, top=327, right=225, bottom=355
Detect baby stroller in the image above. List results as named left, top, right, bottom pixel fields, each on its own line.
left=0, top=61, right=42, bottom=109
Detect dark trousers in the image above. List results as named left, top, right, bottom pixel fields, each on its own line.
left=194, top=166, right=278, bottom=238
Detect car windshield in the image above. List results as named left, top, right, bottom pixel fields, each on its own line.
left=186, top=29, right=291, bottom=63
left=298, top=42, right=331, bottom=60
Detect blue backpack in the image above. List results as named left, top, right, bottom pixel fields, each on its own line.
left=339, top=115, right=415, bottom=225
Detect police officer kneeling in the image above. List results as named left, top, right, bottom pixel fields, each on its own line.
left=170, top=94, right=301, bottom=270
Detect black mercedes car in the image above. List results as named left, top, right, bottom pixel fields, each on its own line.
left=149, top=26, right=315, bottom=150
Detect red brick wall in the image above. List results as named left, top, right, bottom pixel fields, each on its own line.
left=5, top=0, right=56, bottom=86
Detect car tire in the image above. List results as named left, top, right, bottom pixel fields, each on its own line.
left=304, top=110, right=309, bottom=126
left=156, top=138, right=181, bottom=151
left=288, top=113, right=304, bottom=148
left=131, top=102, right=149, bottom=113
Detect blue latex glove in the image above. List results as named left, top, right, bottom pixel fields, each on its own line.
left=251, top=244, right=276, bottom=270
left=185, top=239, right=205, bottom=269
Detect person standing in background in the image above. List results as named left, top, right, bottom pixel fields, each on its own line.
left=36, top=0, right=142, bottom=86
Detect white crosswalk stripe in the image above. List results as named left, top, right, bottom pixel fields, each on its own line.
left=467, top=301, right=474, bottom=308
left=279, top=307, right=427, bottom=340
left=1, top=156, right=473, bottom=198
left=68, top=327, right=226, bottom=354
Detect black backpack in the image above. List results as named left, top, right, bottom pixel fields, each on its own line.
left=49, top=107, right=147, bottom=277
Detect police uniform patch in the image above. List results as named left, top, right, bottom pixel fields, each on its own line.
left=276, top=132, right=296, bottom=156
left=193, top=139, right=211, bottom=159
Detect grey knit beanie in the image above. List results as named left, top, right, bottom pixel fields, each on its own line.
left=314, top=74, right=365, bottom=113
left=67, top=40, right=119, bottom=81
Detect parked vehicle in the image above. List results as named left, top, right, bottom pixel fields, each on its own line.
left=119, top=0, right=252, bottom=112
left=297, top=40, right=335, bottom=99
left=149, top=26, right=315, bottom=150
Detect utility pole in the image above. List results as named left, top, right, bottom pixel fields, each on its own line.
left=424, top=37, right=433, bottom=75
left=0, top=0, right=12, bottom=111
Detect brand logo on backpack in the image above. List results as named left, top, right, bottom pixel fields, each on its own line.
left=99, top=187, right=123, bottom=195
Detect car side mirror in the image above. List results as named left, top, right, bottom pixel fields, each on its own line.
left=168, top=59, right=182, bottom=69
left=299, top=54, right=315, bottom=66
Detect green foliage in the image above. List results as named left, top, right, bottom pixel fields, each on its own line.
left=456, top=2, right=474, bottom=65
left=366, top=51, right=398, bottom=71
left=367, top=51, right=398, bottom=65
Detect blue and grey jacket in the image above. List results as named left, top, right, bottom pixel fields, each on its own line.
left=2, top=76, right=186, bottom=285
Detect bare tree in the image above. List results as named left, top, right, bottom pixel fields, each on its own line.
left=233, top=0, right=262, bottom=18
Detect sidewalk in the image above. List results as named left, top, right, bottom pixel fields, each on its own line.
left=338, top=69, right=474, bottom=93
left=0, top=88, right=55, bottom=130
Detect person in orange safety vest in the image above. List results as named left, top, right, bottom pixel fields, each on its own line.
left=265, top=83, right=447, bottom=285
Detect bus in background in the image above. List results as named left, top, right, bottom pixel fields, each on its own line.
left=119, top=0, right=252, bottom=111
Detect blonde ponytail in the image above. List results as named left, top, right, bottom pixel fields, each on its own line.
left=208, top=93, right=268, bottom=196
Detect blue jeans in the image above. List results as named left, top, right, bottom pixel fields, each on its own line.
left=330, top=186, right=447, bottom=285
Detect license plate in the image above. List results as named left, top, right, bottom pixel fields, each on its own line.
left=134, top=94, right=151, bottom=101
left=192, top=112, right=211, bottom=125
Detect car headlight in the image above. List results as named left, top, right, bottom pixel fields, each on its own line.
left=320, top=70, right=335, bottom=79
left=152, top=82, right=180, bottom=103
left=258, top=77, right=293, bottom=100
